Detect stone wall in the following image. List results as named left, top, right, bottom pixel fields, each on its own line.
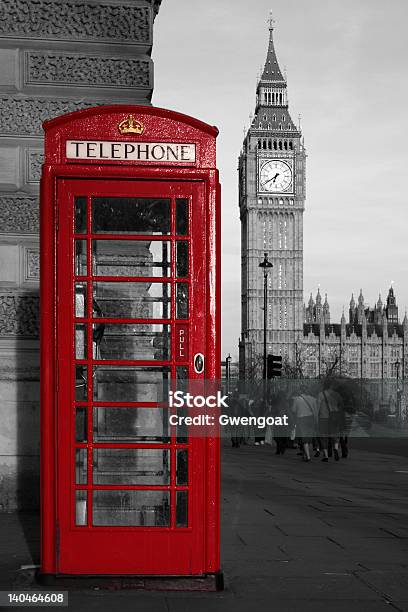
left=0, top=0, right=162, bottom=510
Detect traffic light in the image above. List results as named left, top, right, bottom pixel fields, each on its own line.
left=267, top=354, right=282, bottom=378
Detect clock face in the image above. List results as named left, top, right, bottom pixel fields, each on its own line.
left=259, top=160, right=293, bottom=193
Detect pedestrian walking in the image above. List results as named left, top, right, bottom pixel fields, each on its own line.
left=291, top=387, right=317, bottom=462
left=271, top=390, right=290, bottom=455
left=252, top=397, right=266, bottom=445
left=317, top=380, right=345, bottom=462
left=229, top=392, right=244, bottom=448
left=334, top=379, right=356, bottom=458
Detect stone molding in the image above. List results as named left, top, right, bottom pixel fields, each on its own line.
left=25, top=51, right=151, bottom=89
left=0, top=293, right=39, bottom=337
left=24, top=248, right=40, bottom=281
left=0, top=96, right=101, bottom=137
left=0, top=196, right=39, bottom=234
left=0, top=365, right=40, bottom=381
left=26, top=150, right=44, bottom=184
left=0, top=0, right=151, bottom=45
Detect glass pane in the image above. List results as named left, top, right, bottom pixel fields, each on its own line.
left=75, top=240, right=87, bottom=275
left=93, top=490, right=170, bottom=526
left=75, top=324, right=87, bottom=359
left=96, top=324, right=170, bottom=361
left=93, top=406, right=169, bottom=443
left=93, top=282, right=171, bottom=319
left=75, top=366, right=88, bottom=400
left=176, top=491, right=188, bottom=528
left=176, top=283, right=189, bottom=319
left=176, top=199, right=189, bottom=236
left=75, top=196, right=87, bottom=234
left=93, top=449, right=170, bottom=485
left=75, top=283, right=87, bottom=317
left=92, top=198, right=170, bottom=235
left=176, top=366, right=188, bottom=389
left=93, top=366, right=170, bottom=402
left=92, top=317, right=105, bottom=357
left=75, top=448, right=87, bottom=484
left=176, top=450, right=188, bottom=485
left=176, top=242, right=189, bottom=277
left=176, top=367, right=188, bottom=442
left=92, top=240, right=171, bottom=277
left=75, top=490, right=87, bottom=526
left=175, top=407, right=188, bottom=443
left=75, top=407, right=87, bottom=442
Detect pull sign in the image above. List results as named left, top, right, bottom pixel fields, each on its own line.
left=194, top=353, right=205, bottom=375
left=176, top=325, right=188, bottom=362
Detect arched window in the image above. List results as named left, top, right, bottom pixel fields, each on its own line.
left=259, top=122, right=262, bottom=128
left=278, top=124, right=282, bottom=130
left=282, top=115, right=286, bottom=122
left=273, top=114, right=276, bottom=122
left=267, top=123, right=271, bottom=130
left=287, top=123, right=291, bottom=130
left=258, top=139, right=261, bottom=149
left=289, top=141, right=293, bottom=150
left=268, top=140, right=272, bottom=149
left=279, top=141, right=282, bottom=150
left=262, top=140, right=266, bottom=150
left=273, top=140, right=277, bottom=150
left=284, top=141, right=288, bottom=150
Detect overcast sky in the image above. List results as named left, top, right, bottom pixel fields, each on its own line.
left=153, top=0, right=408, bottom=359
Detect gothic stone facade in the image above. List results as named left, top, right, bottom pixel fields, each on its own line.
left=239, top=22, right=306, bottom=377
left=0, top=0, right=162, bottom=511
left=302, top=287, right=408, bottom=381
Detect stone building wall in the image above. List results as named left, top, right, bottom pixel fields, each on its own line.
left=0, top=0, right=162, bottom=510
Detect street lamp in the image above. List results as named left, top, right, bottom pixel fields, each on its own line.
left=225, top=353, right=232, bottom=394
left=395, top=358, right=401, bottom=424
left=259, top=253, right=273, bottom=380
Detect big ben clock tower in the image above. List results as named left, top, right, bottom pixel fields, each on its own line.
left=239, top=17, right=306, bottom=377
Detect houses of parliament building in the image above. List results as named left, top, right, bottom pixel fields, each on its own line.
left=302, top=286, right=408, bottom=380
left=239, top=19, right=407, bottom=381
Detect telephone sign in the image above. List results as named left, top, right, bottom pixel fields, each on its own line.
left=66, top=140, right=196, bottom=162
left=40, top=105, right=221, bottom=584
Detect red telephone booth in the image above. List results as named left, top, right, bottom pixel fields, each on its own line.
left=40, top=105, right=221, bottom=584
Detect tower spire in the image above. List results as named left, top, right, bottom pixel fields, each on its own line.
left=259, top=16, right=285, bottom=85
left=267, top=10, right=275, bottom=31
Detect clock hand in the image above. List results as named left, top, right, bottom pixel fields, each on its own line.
left=263, top=173, right=280, bottom=186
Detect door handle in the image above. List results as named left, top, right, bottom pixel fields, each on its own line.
left=194, top=353, right=205, bottom=375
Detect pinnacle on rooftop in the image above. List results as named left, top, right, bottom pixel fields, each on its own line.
left=259, top=17, right=285, bottom=84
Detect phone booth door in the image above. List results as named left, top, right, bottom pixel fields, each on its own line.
left=56, top=177, right=207, bottom=575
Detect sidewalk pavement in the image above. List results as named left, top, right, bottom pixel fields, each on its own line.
left=1, top=443, right=408, bottom=611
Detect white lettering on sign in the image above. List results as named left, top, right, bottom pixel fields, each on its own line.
left=66, top=140, right=196, bottom=162
left=179, top=328, right=185, bottom=358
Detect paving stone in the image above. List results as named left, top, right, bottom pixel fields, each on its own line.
left=354, top=570, right=408, bottom=601
left=228, top=574, right=380, bottom=600
left=166, top=600, right=394, bottom=612
left=1, top=445, right=408, bottom=609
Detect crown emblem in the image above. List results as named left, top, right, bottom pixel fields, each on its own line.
left=118, top=115, right=144, bottom=135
